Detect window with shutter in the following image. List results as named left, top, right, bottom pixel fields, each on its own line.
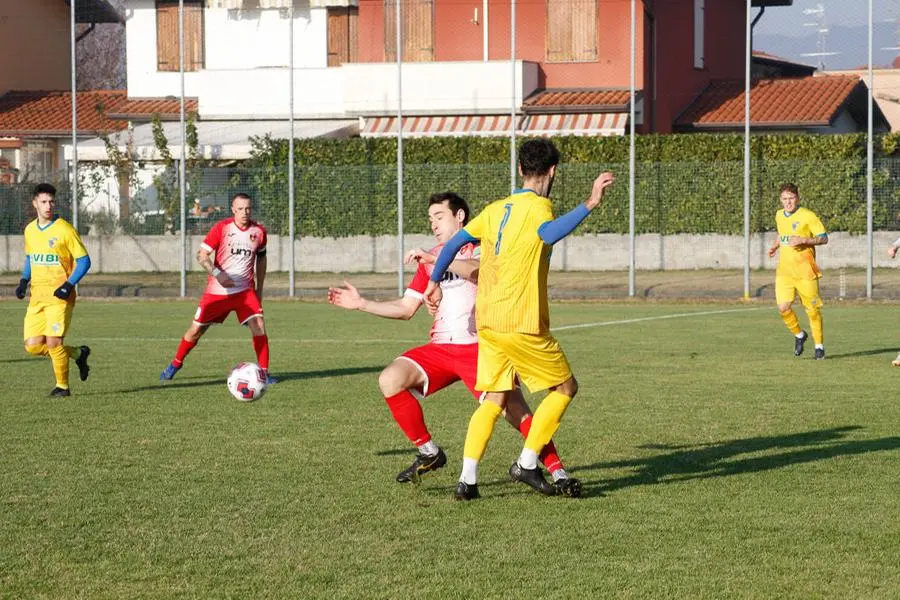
left=327, top=7, right=359, bottom=67
left=384, top=0, right=434, bottom=63
left=546, top=0, right=597, bottom=63
left=157, top=0, right=204, bottom=72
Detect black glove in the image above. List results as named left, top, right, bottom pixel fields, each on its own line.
left=53, top=281, right=74, bottom=300
left=15, top=278, right=28, bottom=300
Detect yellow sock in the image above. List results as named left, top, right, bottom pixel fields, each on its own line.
left=524, top=391, right=572, bottom=454
left=779, top=309, right=802, bottom=335
left=25, top=343, right=48, bottom=357
left=806, top=308, right=824, bottom=345
left=48, top=345, right=69, bottom=389
left=462, top=401, right=503, bottom=461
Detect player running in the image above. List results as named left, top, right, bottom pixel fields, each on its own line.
left=426, top=140, right=614, bottom=500
left=160, top=193, right=275, bottom=383
left=16, top=183, right=92, bottom=397
left=328, top=191, right=580, bottom=495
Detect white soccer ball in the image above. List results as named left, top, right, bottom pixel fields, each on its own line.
left=227, top=362, right=267, bottom=402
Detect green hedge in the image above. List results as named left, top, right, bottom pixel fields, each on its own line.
left=232, top=133, right=900, bottom=237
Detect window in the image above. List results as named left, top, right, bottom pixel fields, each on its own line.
left=157, top=0, right=204, bottom=72
left=21, top=141, right=55, bottom=182
left=547, top=0, right=597, bottom=63
left=384, top=0, right=434, bottom=62
left=693, top=0, right=705, bottom=69
left=328, top=7, right=359, bottom=67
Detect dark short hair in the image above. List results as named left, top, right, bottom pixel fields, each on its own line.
left=428, top=191, right=470, bottom=225
left=779, top=182, right=799, bottom=196
left=518, top=139, right=560, bottom=177
left=33, top=183, right=56, bottom=198
left=232, top=193, right=252, bottom=204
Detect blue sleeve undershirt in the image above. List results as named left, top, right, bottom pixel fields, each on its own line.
left=537, top=204, right=591, bottom=245
left=21, top=255, right=31, bottom=281
left=68, top=255, right=91, bottom=285
left=430, top=230, right=477, bottom=283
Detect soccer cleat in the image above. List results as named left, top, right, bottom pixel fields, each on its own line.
left=553, top=477, right=583, bottom=498
left=75, top=345, right=91, bottom=382
left=396, top=447, right=447, bottom=483
left=892, top=353, right=900, bottom=367
left=454, top=481, right=480, bottom=501
left=160, top=363, right=181, bottom=381
left=794, top=331, right=808, bottom=356
left=49, top=387, right=71, bottom=397
left=814, top=347, right=825, bottom=360
left=509, top=462, right=556, bottom=496
left=265, top=374, right=278, bottom=385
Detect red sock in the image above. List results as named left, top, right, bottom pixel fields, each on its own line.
left=173, top=338, right=198, bottom=367
left=252, top=335, right=269, bottom=370
left=518, top=414, right=564, bottom=474
left=385, top=390, right=431, bottom=446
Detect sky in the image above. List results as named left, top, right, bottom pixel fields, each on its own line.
left=754, top=0, right=896, bottom=38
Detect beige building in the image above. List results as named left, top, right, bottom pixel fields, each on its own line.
left=818, top=68, right=900, bottom=132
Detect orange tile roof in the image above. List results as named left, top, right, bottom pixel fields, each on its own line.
left=0, top=90, right=199, bottom=137
left=523, top=88, right=632, bottom=113
left=675, top=76, right=863, bottom=129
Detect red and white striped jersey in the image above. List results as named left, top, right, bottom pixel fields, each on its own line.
left=405, top=243, right=479, bottom=345
left=200, top=217, right=267, bottom=296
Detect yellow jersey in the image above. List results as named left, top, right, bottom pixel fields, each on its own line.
left=24, top=217, right=88, bottom=301
left=464, top=190, right=553, bottom=334
left=775, top=207, right=826, bottom=280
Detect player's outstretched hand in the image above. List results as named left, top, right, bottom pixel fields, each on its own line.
left=328, top=280, right=363, bottom=310
left=424, top=280, right=442, bottom=315
left=15, top=278, right=28, bottom=300
left=405, top=248, right=436, bottom=265
left=768, top=245, right=779, bottom=258
left=215, top=271, right=236, bottom=288
left=586, top=172, right=615, bottom=209
left=889, top=246, right=898, bottom=259
left=53, top=281, right=74, bottom=300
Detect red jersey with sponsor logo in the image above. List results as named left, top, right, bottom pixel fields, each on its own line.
left=405, top=243, right=479, bottom=344
left=200, top=217, right=267, bottom=296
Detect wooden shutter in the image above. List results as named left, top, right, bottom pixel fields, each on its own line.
left=327, top=7, right=359, bottom=67
left=547, top=0, right=597, bottom=63
left=384, top=0, right=434, bottom=62
left=157, top=1, right=204, bottom=72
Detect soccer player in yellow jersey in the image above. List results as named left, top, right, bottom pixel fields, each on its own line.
left=425, top=139, right=614, bottom=500
left=16, top=183, right=92, bottom=397
left=767, top=182, right=828, bottom=360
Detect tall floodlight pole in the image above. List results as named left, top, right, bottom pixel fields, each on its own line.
left=510, top=0, right=517, bottom=191
left=866, top=0, right=874, bottom=298
left=396, top=0, right=404, bottom=295
left=70, top=0, right=78, bottom=233
left=179, top=0, right=187, bottom=297
left=628, top=0, right=636, bottom=297
left=289, top=5, right=296, bottom=297
left=743, top=0, right=752, bottom=300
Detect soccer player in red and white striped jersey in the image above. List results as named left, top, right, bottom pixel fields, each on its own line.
left=160, top=193, right=274, bottom=383
left=328, top=192, right=578, bottom=493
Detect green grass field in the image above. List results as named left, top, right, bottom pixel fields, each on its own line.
left=2, top=299, right=899, bottom=599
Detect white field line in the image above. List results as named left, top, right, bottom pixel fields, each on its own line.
left=551, top=307, right=766, bottom=332
left=70, top=307, right=765, bottom=343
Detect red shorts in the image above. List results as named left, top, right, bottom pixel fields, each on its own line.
left=400, top=342, right=479, bottom=399
left=193, top=289, right=263, bottom=326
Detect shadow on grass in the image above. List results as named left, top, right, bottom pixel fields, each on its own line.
left=116, top=365, right=383, bottom=393
left=823, top=347, right=900, bottom=360
left=576, top=425, right=900, bottom=498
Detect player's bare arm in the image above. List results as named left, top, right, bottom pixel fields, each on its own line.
left=197, top=247, right=235, bottom=288
left=889, top=243, right=899, bottom=259
left=423, top=280, right=442, bottom=315
left=768, top=240, right=780, bottom=258
left=328, top=281, right=421, bottom=320
left=255, top=254, right=267, bottom=301
left=788, top=235, right=828, bottom=248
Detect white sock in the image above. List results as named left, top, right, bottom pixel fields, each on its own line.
left=417, top=440, right=439, bottom=456
left=551, top=468, right=568, bottom=482
left=460, top=458, right=478, bottom=485
left=815, top=344, right=824, bottom=350
left=517, top=448, right=539, bottom=470
left=795, top=332, right=805, bottom=339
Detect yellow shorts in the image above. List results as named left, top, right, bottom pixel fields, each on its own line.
left=23, top=299, right=75, bottom=339
left=775, top=276, right=823, bottom=311
left=476, top=329, right=572, bottom=393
